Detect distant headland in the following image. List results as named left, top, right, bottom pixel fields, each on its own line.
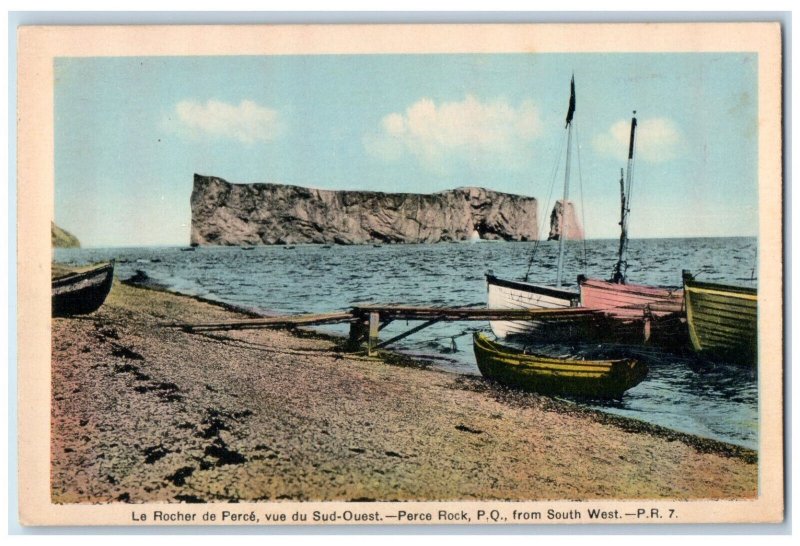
left=52, top=222, right=80, bottom=248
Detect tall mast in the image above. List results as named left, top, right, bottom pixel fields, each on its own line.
left=612, top=112, right=637, bottom=284
left=555, top=76, right=576, bottom=288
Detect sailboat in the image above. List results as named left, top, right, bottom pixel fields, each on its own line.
left=488, top=92, right=684, bottom=344
left=576, top=113, right=684, bottom=345
left=486, top=76, right=581, bottom=339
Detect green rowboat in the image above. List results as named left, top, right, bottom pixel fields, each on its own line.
left=683, top=272, right=757, bottom=364
left=473, top=332, right=647, bottom=399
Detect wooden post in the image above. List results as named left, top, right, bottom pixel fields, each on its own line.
left=348, top=317, right=367, bottom=351
left=348, top=321, right=362, bottom=342
left=367, top=312, right=380, bottom=355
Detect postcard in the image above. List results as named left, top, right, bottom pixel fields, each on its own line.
left=17, top=22, right=783, bottom=526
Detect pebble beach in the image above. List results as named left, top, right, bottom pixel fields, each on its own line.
left=51, top=279, right=758, bottom=504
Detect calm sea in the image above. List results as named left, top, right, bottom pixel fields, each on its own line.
left=54, top=237, right=759, bottom=450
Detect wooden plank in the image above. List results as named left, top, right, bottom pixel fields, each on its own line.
left=174, top=304, right=606, bottom=334
left=351, top=306, right=597, bottom=322
left=171, top=311, right=354, bottom=332
left=378, top=320, right=393, bottom=331
left=375, top=318, right=442, bottom=349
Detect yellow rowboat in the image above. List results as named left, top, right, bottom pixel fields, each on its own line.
left=473, top=332, right=647, bottom=399
left=682, top=272, right=757, bottom=365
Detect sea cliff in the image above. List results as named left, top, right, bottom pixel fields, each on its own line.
left=190, top=174, right=539, bottom=245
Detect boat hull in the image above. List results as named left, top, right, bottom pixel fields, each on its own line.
left=683, top=277, right=757, bottom=364
left=578, top=277, right=686, bottom=346
left=486, top=274, right=579, bottom=339
left=579, top=277, right=683, bottom=310
left=473, top=332, right=646, bottom=399
left=52, top=262, right=114, bottom=317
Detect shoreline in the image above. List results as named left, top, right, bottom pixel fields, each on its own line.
left=125, top=275, right=758, bottom=459
left=51, top=277, right=758, bottom=503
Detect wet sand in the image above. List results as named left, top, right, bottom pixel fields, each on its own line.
left=51, top=279, right=758, bottom=503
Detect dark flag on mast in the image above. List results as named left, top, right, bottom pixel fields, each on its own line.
left=565, top=76, right=576, bottom=127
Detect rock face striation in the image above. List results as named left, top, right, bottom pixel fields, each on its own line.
left=52, top=222, right=80, bottom=248
left=547, top=200, right=584, bottom=241
left=190, top=174, right=539, bottom=245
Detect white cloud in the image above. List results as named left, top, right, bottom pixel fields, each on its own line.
left=167, top=99, right=282, bottom=144
left=592, top=117, right=681, bottom=163
left=364, top=95, right=542, bottom=171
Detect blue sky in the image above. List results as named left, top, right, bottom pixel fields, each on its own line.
left=54, top=53, right=758, bottom=247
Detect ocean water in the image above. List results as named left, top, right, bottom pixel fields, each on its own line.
left=54, top=237, right=759, bottom=450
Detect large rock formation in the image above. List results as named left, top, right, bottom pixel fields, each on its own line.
left=190, top=174, right=539, bottom=245
left=52, top=222, right=80, bottom=248
left=547, top=200, right=584, bottom=241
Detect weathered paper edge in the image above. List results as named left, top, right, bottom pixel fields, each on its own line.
left=16, top=22, right=784, bottom=526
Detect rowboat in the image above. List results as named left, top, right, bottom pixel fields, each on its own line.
left=473, top=332, right=647, bottom=398
left=683, top=271, right=757, bottom=364
left=487, top=76, right=581, bottom=338
left=52, top=262, right=114, bottom=317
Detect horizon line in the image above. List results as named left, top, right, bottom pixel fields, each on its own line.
left=66, top=234, right=759, bottom=251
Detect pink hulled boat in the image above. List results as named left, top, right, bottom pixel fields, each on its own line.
left=576, top=114, right=685, bottom=345
left=579, top=277, right=683, bottom=311
left=578, top=277, right=684, bottom=345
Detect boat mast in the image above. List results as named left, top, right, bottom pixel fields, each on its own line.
left=555, top=76, right=576, bottom=288
left=611, top=112, right=637, bottom=284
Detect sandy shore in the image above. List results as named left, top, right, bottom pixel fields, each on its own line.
left=51, top=278, right=758, bottom=503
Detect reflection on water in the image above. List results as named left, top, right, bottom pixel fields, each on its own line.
left=54, top=237, right=759, bottom=449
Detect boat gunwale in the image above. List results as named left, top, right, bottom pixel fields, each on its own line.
left=682, top=273, right=758, bottom=363
left=52, top=262, right=114, bottom=287
left=486, top=273, right=580, bottom=302
left=684, top=279, right=758, bottom=299
left=473, top=332, right=636, bottom=368
left=578, top=277, right=683, bottom=299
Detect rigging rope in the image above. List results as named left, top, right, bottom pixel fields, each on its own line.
left=524, top=128, right=568, bottom=282
left=574, top=120, right=589, bottom=275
